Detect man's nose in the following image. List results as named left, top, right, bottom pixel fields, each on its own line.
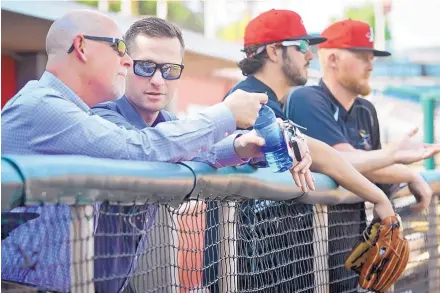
left=122, top=53, right=133, bottom=68
left=306, top=49, right=314, bottom=61
left=150, top=69, right=165, bottom=86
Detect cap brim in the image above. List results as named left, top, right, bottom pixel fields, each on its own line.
left=348, top=47, right=391, bottom=57
left=292, top=35, right=327, bottom=45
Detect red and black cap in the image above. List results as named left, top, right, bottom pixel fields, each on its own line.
left=318, top=19, right=391, bottom=57
left=244, top=9, right=327, bottom=50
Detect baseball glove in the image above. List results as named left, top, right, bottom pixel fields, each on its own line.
left=345, top=215, right=410, bottom=293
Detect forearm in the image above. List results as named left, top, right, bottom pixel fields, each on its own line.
left=339, top=149, right=395, bottom=173
left=363, top=164, right=417, bottom=184
left=336, top=143, right=418, bottom=184
left=303, top=135, right=396, bottom=174
left=308, top=137, right=388, bottom=204
left=191, top=133, right=247, bottom=168
left=91, top=104, right=237, bottom=162
left=299, top=187, right=364, bottom=205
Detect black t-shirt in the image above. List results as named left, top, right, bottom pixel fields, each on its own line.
left=287, top=79, right=398, bottom=196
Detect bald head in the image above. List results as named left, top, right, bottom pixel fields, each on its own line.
left=44, top=9, right=132, bottom=106
left=46, top=9, right=120, bottom=58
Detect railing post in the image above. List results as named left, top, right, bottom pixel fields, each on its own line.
left=219, top=201, right=238, bottom=293
left=422, top=93, right=436, bottom=170
left=70, top=205, right=95, bottom=293
left=131, top=205, right=179, bottom=293
left=428, top=195, right=440, bottom=292
left=313, top=204, right=329, bottom=293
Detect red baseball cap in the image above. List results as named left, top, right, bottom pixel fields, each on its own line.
left=318, top=19, right=391, bottom=57
left=244, top=9, right=326, bottom=49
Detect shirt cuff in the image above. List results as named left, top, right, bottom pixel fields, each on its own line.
left=201, top=103, right=236, bottom=143
left=249, top=155, right=266, bottom=164
left=214, top=133, right=248, bottom=168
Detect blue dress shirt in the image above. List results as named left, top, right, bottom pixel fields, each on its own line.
left=92, top=95, right=247, bottom=168
left=1, top=71, right=240, bottom=292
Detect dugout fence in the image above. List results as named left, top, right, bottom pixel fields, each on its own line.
left=1, top=155, right=439, bottom=293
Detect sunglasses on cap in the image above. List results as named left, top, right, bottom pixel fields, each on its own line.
left=133, top=60, right=184, bottom=80
left=67, top=35, right=127, bottom=57
left=277, top=40, right=310, bottom=53
left=246, top=39, right=310, bottom=57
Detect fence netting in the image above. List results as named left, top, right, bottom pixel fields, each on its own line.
left=1, top=194, right=439, bottom=293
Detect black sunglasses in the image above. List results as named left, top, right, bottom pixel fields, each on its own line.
left=133, top=60, right=184, bottom=80
left=67, top=35, right=127, bottom=57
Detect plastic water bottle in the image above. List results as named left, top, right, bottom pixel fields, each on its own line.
left=254, top=105, right=293, bottom=173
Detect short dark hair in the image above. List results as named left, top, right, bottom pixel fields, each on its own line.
left=124, top=17, right=185, bottom=54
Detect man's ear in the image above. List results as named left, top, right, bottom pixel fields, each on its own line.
left=328, top=51, right=338, bottom=69
left=265, top=44, right=280, bottom=63
left=72, top=35, right=87, bottom=63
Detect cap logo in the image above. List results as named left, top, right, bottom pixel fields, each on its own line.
left=366, top=26, right=374, bottom=43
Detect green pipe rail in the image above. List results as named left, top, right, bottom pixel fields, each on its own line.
left=2, top=155, right=440, bottom=210
left=1, top=155, right=440, bottom=293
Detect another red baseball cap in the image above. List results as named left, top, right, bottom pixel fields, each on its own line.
left=244, top=9, right=326, bottom=49
left=318, top=19, right=391, bottom=57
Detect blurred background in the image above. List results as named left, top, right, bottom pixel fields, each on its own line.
left=1, top=0, right=439, bottom=166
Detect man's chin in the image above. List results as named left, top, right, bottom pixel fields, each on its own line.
left=292, top=76, right=308, bottom=87
left=358, top=85, right=372, bottom=97
left=143, top=104, right=165, bottom=113
left=112, top=86, right=125, bottom=100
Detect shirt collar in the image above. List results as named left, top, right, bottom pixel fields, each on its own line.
left=152, top=111, right=167, bottom=126
left=246, top=75, right=286, bottom=119
left=319, top=79, right=358, bottom=121
left=115, top=96, right=168, bottom=128
left=40, top=71, right=91, bottom=113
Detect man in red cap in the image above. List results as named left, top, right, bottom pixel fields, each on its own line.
left=286, top=19, right=437, bottom=292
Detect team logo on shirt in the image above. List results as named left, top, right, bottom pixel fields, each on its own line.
left=359, top=129, right=372, bottom=150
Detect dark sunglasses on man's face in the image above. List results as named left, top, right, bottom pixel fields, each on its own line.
left=67, top=35, right=127, bottom=57
left=133, top=60, right=184, bottom=80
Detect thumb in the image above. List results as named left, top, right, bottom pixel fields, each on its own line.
left=252, top=136, right=266, bottom=146
left=425, top=143, right=440, bottom=151
left=255, top=93, right=268, bottom=104
left=422, top=149, right=434, bottom=159
left=244, top=134, right=265, bottom=146
left=247, top=130, right=265, bottom=145
left=406, top=126, right=419, bottom=138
